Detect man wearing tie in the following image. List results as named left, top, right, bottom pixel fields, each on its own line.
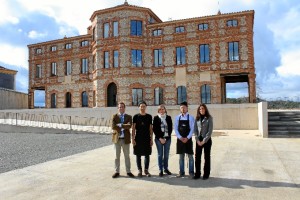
left=111, top=102, right=135, bottom=178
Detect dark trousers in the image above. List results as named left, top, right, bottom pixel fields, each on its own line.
left=195, top=139, right=212, bottom=177
left=136, top=155, right=150, bottom=171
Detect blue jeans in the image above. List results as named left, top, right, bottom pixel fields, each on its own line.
left=179, top=154, right=194, bottom=175
left=155, top=138, right=171, bottom=171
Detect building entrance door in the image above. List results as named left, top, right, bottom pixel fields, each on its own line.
left=107, top=83, right=117, bottom=107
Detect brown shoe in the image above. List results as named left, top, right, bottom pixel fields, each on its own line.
left=144, top=169, right=151, bottom=177
left=137, top=170, right=142, bottom=177
left=112, top=172, right=120, bottom=178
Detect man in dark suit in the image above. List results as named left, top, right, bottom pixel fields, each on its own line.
left=111, top=102, right=135, bottom=178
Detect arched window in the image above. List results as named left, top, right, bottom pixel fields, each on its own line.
left=65, top=92, right=72, bottom=108
left=82, top=91, right=88, bottom=107
left=177, top=86, right=187, bottom=104
left=201, top=84, right=211, bottom=104
left=154, top=87, right=163, bottom=105
left=51, top=93, right=56, bottom=108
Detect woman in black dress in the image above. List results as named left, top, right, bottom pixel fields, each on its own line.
left=132, top=101, right=153, bottom=177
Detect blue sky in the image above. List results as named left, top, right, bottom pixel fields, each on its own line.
left=1, top=0, right=300, bottom=105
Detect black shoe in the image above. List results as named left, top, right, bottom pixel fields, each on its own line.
left=176, top=173, right=185, bottom=178
left=164, top=169, right=172, bottom=175
left=159, top=171, right=163, bottom=177
left=112, top=172, right=120, bottom=178
left=202, top=176, right=209, bottom=180
left=193, top=175, right=200, bottom=180
left=127, top=172, right=135, bottom=178
left=138, top=170, right=142, bottom=177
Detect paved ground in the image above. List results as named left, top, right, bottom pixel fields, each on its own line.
left=0, top=132, right=111, bottom=173
left=0, top=130, right=300, bottom=200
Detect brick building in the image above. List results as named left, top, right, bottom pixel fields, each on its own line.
left=27, top=2, right=255, bottom=109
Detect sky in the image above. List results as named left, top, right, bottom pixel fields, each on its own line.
left=0, top=0, right=300, bottom=105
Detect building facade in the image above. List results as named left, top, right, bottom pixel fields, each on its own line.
left=27, top=2, right=256, bottom=109
left=0, top=66, right=17, bottom=90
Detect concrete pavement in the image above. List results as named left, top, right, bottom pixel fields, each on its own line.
left=1, top=130, right=300, bottom=200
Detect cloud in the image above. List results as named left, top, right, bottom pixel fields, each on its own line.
left=0, top=44, right=27, bottom=68
left=28, top=30, right=48, bottom=39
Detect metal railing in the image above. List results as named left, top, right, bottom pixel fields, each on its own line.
left=0, top=112, right=113, bottom=133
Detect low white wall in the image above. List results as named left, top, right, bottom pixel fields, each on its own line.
left=2, top=103, right=260, bottom=130
left=0, top=88, right=28, bottom=110
left=258, top=102, right=268, bottom=137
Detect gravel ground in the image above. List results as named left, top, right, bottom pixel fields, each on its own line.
left=0, top=132, right=111, bottom=174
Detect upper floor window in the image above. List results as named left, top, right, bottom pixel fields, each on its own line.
left=36, top=48, right=42, bottom=54
left=51, top=62, right=57, bottom=76
left=227, top=19, right=238, bottom=27
left=65, top=43, right=72, bottom=49
left=65, top=60, right=72, bottom=75
left=131, top=49, right=142, bottom=67
left=50, top=46, right=57, bottom=51
left=82, top=91, right=88, bottom=107
left=113, top=21, right=119, bottom=37
left=153, top=29, right=162, bottom=36
left=104, top=23, right=109, bottom=38
left=51, top=93, right=56, bottom=108
left=154, top=87, right=163, bottom=105
left=81, top=58, right=88, bottom=74
left=198, top=23, right=208, bottom=30
left=36, top=64, right=42, bottom=78
left=200, top=44, right=210, bottom=63
left=175, top=26, right=185, bottom=33
left=201, top=84, right=211, bottom=104
left=228, top=42, right=239, bottom=61
left=132, top=88, right=143, bottom=106
left=131, top=20, right=142, bottom=36
left=113, top=50, right=119, bottom=68
left=81, top=40, right=89, bottom=47
left=104, top=51, right=109, bottom=68
left=176, top=47, right=186, bottom=65
left=154, top=49, right=163, bottom=67
left=177, top=86, right=187, bottom=104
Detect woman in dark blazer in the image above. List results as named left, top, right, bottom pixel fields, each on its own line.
left=193, top=103, right=213, bottom=180
left=153, top=104, right=173, bottom=177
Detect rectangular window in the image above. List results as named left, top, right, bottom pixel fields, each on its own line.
left=153, top=29, right=162, bottom=36
left=228, top=42, right=239, bottom=61
left=227, top=20, right=238, bottom=27
left=36, top=64, right=42, bottom=78
left=132, top=88, right=143, bottom=106
left=51, top=62, right=57, bottom=76
left=36, top=48, right=42, bottom=54
left=81, top=58, right=88, bottom=74
left=104, top=23, right=109, bottom=38
left=113, top=21, right=118, bottom=37
left=65, top=60, right=72, bottom=75
left=113, top=50, right=119, bottom=68
left=65, top=43, right=72, bottom=49
left=131, top=49, right=142, bottom=67
left=175, top=26, right=185, bottom=33
left=51, top=46, right=57, bottom=51
left=154, top=49, right=163, bottom=67
left=131, top=20, right=142, bottom=36
left=176, top=47, right=186, bottom=65
left=154, top=87, right=163, bottom=105
left=81, top=40, right=89, bottom=47
left=104, top=51, right=109, bottom=68
left=200, top=44, right=210, bottom=63
left=198, top=23, right=208, bottom=30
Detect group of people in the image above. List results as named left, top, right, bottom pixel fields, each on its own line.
left=111, top=101, right=213, bottom=180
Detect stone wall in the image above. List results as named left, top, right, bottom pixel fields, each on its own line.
left=0, top=88, right=28, bottom=110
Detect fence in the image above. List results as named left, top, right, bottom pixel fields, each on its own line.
left=0, top=112, right=113, bottom=133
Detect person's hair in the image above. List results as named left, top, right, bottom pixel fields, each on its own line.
left=196, top=103, right=211, bottom=121
left=118, top=102, right=125, bottom=108
left=138, top=101, right=147, bottom=107
left=157, top=104, right=167, bottom=114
